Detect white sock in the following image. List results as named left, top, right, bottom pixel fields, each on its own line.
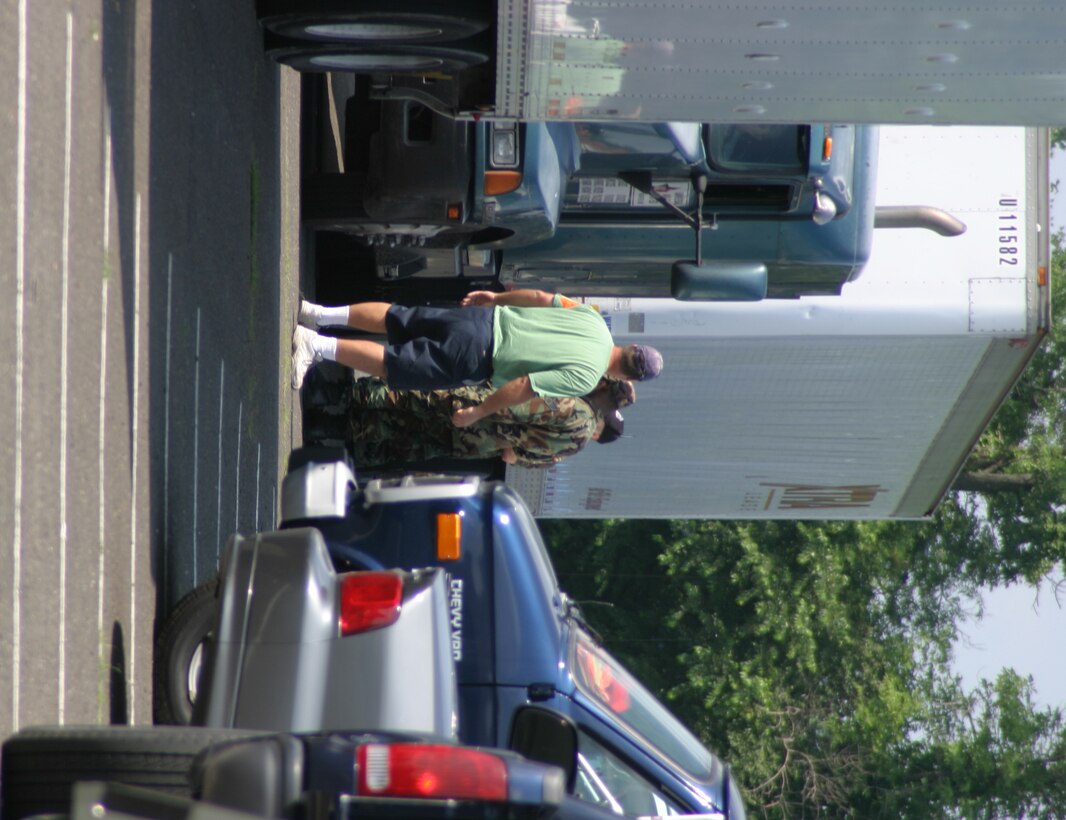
left=319, top=305, right=350, bottom=327
left=312, top=334, right=338, bottom=362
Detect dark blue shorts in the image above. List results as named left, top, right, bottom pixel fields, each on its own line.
left=383, top=305, right=494, bottom=390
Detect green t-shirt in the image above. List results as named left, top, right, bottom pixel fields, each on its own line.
left=491, top=295, right=613, bottom=397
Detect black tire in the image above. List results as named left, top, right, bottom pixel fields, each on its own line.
left=152, top=581, right=218, bottom=726
left=0, top=725, right=262, bottom=820
left=268, top=41, right=489, bottom=75
left=257, top=0, right=490, bottom=45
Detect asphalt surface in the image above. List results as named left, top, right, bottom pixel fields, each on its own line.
left=0, top=1, right=302, bottom=739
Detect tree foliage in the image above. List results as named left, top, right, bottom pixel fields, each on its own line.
left=543, top=513, right=1066, bottom=817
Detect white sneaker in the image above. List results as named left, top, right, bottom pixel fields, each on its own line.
left=291, top=325, right=322, bottom=389
left=298, top=299, right=321, bottom=329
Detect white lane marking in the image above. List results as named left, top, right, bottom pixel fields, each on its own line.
left=235, top=402, right=242, bottom=531
left=193, top=309, right=201, bottom=586
left=97, top=118, right=112, bottom=723
left=129, top=193, right=143, bottom=724
left=255, top=443, right=261, bottom=531
left=96, top=281, right=109, bottom=722
left=216, top=360, right=224, bottom=559
left=58, top=11, right=74, bottom=724
left=11, top=0, right=28, bottom=732
left=163, top=254, right=172, bottom=600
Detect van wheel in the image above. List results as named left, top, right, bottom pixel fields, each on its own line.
left=0, top=725, right=260, bottom=820
left=257, top=0, right=489, bottom=45
left=153, top=581, right=218, bottom=725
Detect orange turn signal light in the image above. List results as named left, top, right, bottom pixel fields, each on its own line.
left=446, top=203, right=462, bottom=221
left=437, top=513, right=462, bottom=561
left=822, top=136, right=833, bottom=162
left=484, top=170, right=522, bottom=196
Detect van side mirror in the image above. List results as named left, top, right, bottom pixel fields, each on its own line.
left=509, top=706, right=579, bottom=791
left=671, top=261, right=768, bottom=301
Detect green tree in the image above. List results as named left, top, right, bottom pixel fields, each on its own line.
left=869, top=670, right=1066, bottom=818
left=543, top=515, right=1066, bottom=817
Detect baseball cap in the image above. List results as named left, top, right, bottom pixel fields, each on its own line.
left=597, top=410, right=625, bottom=444
left=631, top=345, right=663, bottom=381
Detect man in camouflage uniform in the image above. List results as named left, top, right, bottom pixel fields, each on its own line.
left=343, top=377, right=634, bottom=470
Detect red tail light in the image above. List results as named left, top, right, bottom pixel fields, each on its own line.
left=357, top=744, right=508, bottom=801
left=338, top=572, right=403, bottom=636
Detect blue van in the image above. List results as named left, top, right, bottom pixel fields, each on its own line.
left=159, top=456, right=746, bottom=819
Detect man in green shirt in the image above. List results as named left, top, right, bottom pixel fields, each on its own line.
left=292, top=289, right=662, bottom=428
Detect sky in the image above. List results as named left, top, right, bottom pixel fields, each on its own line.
left=949, top=140, right=1065, bottom=711
left=954, top=572, right=1066, bottom=709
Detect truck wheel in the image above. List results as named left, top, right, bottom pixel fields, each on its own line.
left=153, top=581, right=218, bottom=726
left=257, top=0, right=489, bottom=45
left=0, top=725, right=261, bottom=820
left=267, top=42, right=489, bottom=75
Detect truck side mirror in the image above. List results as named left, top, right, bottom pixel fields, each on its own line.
left=671, top=261, right=768, bottom=301
left=509, top=706, right=579, bottom=791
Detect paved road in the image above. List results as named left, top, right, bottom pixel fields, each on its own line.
left=0, top=0, right=302, bottom=739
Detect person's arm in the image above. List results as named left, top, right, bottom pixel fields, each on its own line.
left=460, top=289, right=556, bottom=308
left=498, top=445, right=518, bottom=464
left=452, top=376, right=536, bottom=427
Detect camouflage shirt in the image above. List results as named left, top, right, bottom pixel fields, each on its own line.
left=347, top=378, right=598, bottom=469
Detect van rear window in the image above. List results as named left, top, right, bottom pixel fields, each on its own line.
left=572, top=636, right=715, bottom=781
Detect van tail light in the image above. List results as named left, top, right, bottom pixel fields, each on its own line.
left=357, top=744, right=508, bottom=801
left=338, top=572, right=403, bottom=636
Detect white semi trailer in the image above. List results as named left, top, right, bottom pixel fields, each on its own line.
left=256, top=0, right=1066, bottom=125
left=505, top=126, right=1051, bottom=519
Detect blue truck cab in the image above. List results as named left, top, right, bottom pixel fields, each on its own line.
left=277, top=457, right=746, bottom=818
left=308, top=80, right=874, bottom=302
left=481, top=121, right=876, bottom=299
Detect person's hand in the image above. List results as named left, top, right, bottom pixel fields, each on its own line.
left=452, top=406, right=482, bottom=428
left=460, top=291, right=496, bottom=307
left=500, top=447, right=517, bottom=464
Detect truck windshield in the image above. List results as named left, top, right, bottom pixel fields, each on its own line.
left=572, top=636, right=715, bottom=781
left=704, top=124, right=807, bottom=175
left=574, top=122, right=702, bottom=167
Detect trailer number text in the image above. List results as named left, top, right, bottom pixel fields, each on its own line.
left=998, top=198, right=1019, bottom=266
